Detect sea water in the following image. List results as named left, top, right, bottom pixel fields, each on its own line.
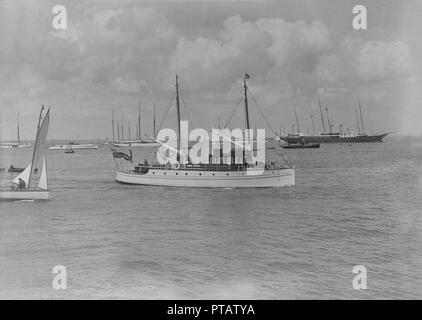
left=0, top=138, right=421, bottom=299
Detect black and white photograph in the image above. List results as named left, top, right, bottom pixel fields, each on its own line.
left=0, top=0, right=421, bottom=304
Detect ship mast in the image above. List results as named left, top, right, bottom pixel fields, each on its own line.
left=243, top=74, right=251, bottom=165
left=311, top=114, right=316, bottom=134
left=17, top=113, right=20, bottom=143
left=117, top=120, right=120, bottom=140
left=121, top=117, right=124, bottom=141
left=111, top=110, right=115, bottom=141
left=293, top=104, right=300, bottom=133
left=359, top=100, right=365, bottom=135
left=355, top=109, right=361, bottom=135
left=325, top=107, right=333, bottom=133
left=318, top=96, right=326, bottom=134
left=153, top=104, right=156, bottom=139
left=138, top=97, right=141, bottom=140
left=243, top=73, right=250, bottom=131
left=28, top=105, right=44, bottom=188
left=175, top=74, right=181, bottom=160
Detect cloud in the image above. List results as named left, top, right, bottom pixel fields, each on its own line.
left=316, top=38, right=413, bottom=87
left=0, top=0, right=420, bottom=138
left=167, top=15, right=333, bottom=94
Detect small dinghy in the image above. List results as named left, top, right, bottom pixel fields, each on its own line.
left=64, top=145, right=74, bottom=153
left=283, top=143, right=320, bottom=149
left=0, top=106, right=51, bottom=201
left=7, top=165, right=25, bottom=173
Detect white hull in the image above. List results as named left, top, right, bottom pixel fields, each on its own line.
left=112, top=142, right=160, bottom=147
left=48, top=144, right=99, bottom=150
left=0, top=143, right=31, bottom=149
left=115, top=168, right=295, bottom=188
left=0, top=189, right=50, bottom=200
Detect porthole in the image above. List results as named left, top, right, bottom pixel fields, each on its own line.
left=199, top=173, right=202, bottom=176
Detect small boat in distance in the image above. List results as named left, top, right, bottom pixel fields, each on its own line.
left=64, top=145, right=75, bottom=153
left=0, top=113, right=31, bottom=149
left=0, top=106, right=51, bottom=200
left=283, top=143, right=320, bottom=149
left=48, top=142, right=99, bottom=150
left=7, top=165, right=25, bottom=173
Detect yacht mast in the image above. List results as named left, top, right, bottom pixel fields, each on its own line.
left=117, top=120, right=120, bottom=140
left=311, top=114, right=316, bottom=134
left=325, top=107, right=333, bottom=133
left=138, top=97, right=141, bottom=140
left=175, top=74, right=181, bottom=160
left=111, top=110, right=115, bottom=141
left=243, top=73, right=250, bottom=130
left=28, top=105, right=44, bottom=188
left=355, top=109, right=361, bottom=135
left=293, top=104, right=300, bottom=133
left=153, top=104, right=156, bottom=139
left=318, top=96, right=326, bottom=134
left=359, top=100, right=365, bottom=135
left=121, top=117, right=124, bottom=141
left=17, top=113, right=20, bottom=143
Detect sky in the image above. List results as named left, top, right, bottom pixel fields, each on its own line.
left=0, top=0, right=421, bottom=140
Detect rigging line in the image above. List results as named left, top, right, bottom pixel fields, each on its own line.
left=156, top=92, right=176, bottom=133
left=247, top=88, right=277, bottom=134
left=223, top=89, right=244, bottom=129
left=179, top=90, right=195, bottom=128
left=223, top=97, right=242, bottom=129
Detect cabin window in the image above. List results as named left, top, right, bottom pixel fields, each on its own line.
left=226, top=173, right=229, bottom=176
left=185, top=173, right=188, bottom=175
left=199, top=173, right=202, bottom=176
left=176, top=173, right=178, bottom=175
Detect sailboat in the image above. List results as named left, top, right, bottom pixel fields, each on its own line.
left=110, top=74, right=295, bottom=188
left=111, top=100, right=160, bottom=147
left=0, top=113, right=31, bottom=148
left=0, top=106, right=51, bottom=200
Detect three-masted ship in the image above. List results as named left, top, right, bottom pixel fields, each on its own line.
left=282, top=98, right=390, bottom=144
left=110, top=74, right=295, bottom=188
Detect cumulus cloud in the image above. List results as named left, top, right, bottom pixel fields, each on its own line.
left=167, top=15, right=333, bottom=94
left=0, top=0, right=419, bottom=138
left=316, top=38, right=413, bottom=87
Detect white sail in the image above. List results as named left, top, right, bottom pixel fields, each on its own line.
left=12, top=163, right=31, bottom=186
left=38, top=157, right=47, bottom=190
left=28, top=108, right=50, bottom=189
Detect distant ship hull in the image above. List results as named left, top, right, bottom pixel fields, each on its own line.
left=115, top=167, right=295, bottom=188
left=112, top=141, right=160, bottom=147
left=0, top=143, right=31, bottom=149
left=282, top=133, right=389, bottom=144
left=48, top=143, right=99, bottom=150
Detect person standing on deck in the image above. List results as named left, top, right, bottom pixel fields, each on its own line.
left=17, top=178, right=26, bottom=189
